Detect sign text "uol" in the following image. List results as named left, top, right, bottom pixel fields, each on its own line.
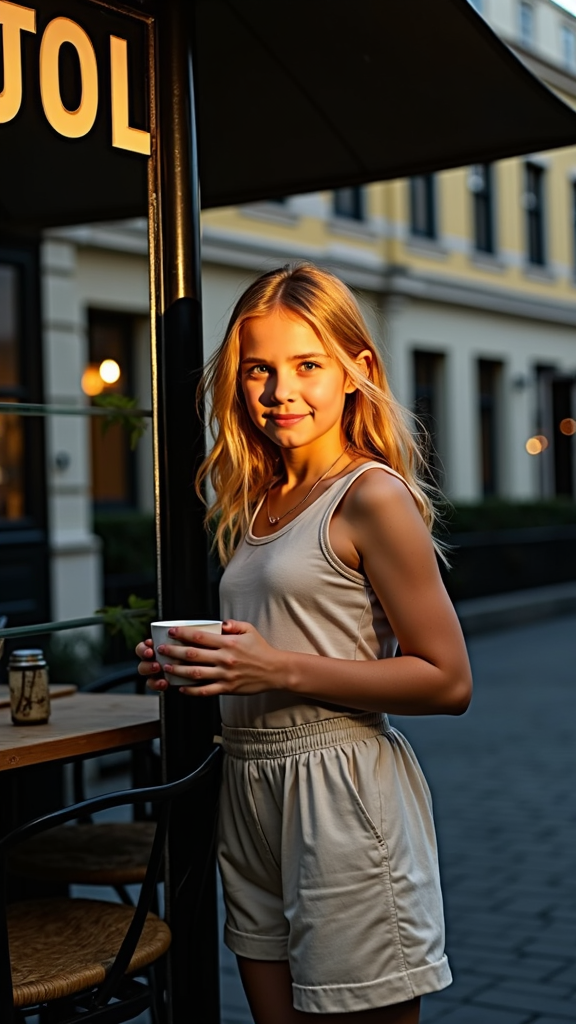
left=0, top=1, right=150, bottom=155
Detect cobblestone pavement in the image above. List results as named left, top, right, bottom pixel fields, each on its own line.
left=220, top=614, right=576, bottom=1024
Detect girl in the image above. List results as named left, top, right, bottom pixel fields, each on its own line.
left=137, top=264, right=472, bottom=1024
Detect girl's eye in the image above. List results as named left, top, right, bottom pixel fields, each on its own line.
left=246, top=365, right=270, bottom=376
left=300, top=361, right=320, bottom=371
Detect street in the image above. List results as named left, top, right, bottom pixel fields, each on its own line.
left=220, top=614, right=576, bottom=1024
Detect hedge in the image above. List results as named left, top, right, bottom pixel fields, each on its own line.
left=442, top=499, right=575, bottom=535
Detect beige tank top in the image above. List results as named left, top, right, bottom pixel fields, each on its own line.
left=219, top=462, right=417, bottom=729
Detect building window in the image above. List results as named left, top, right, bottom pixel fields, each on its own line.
left=413, top=351, right=445, bottom=485
left=478, top=360, right=502, bottom=497
left=333, top=187, right=364, bottom=221
left=0, top=245, right=49, bottom=629
left=552, top=378, right=574, bottom=497
left=0, top=254, right=44, bottom=526
left=572, top=181, right=576, bottom=276
left=0, top=264, right=25, bottom=521
left=85, top=311, right=136, bottom=510
left=469, top=164, right=495, bottom=254
left=519, top=1, right=534, bottom=47
left=561, top=25, right=576, bottom=72
left=535, top=367, right=575, bottom=498
left=409, top=175, right=437, bottom=240
left=524, top=163, right=546, bottom=266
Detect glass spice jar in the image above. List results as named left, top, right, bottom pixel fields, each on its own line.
left=8, top=649, right=51, bottom=725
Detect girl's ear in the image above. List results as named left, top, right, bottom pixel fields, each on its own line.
left=344, top=349, right=372, bottom=394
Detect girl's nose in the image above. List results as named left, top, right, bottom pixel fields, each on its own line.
left=271, top=373, right=296, bottom=404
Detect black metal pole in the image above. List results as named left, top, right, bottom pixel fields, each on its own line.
left=148, top=2, right=221, bottom=1021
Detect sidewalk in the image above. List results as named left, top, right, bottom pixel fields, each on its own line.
left=398, top=612, right=576, bottom=1024
left=220, top=613, right=576, bottom=1023
left=455, top=581, right=576, bottom=635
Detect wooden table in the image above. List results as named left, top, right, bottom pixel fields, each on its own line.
left=0, top=692, right=160, bottom=772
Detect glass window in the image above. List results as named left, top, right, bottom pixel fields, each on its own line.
left=478, top=360, right=502, bottom=497
left=571, top=181, right=576, bottom=276
left=470, top=164, right=495, bottom=254
left=519, top=1, right=534, bottom=48
left=525, top=163, right=546, bottom=266
left=0, top=263, right=25, bottom=522
left=0, top=265, right=20, bottom=389
left=413, top=351, right=445, bottom=485
left=333, top=188, right=364, bottom=221
left=0, top=403, right=25, bottom=521
left=86, top=311, right=136, bottom=509
left=561, top=25, right=576, bottom=71
left=467, top=0, right=484, bottom=13
left=409, top=175, right=436, bottom=239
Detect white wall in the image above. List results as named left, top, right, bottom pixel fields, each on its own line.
left=482, top=0, right=576, bottom=69
left=388, top=297, right=576, bottom=501
left=41, top=238, right=102, bottom=634
left=201, top=263, right=257, bottom=361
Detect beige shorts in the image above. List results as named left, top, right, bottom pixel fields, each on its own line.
left=218, top=712, right=452, bottom=1015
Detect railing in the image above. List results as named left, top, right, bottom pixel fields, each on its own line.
left=0, top=609, right=150, bottom=642
left=0, top=402, right=152, bottom=418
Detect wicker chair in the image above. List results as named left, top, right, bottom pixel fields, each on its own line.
left=9, top=666, right=160, bottom=906
left=0, top=745, right=222, bottom=1024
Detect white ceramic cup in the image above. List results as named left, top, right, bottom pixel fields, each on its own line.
left=150, top=620, right=222, bottom=678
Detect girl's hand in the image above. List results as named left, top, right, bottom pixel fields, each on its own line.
left=135, top=638, right=169, bottom=692
left=156, top=619, right=283, bottom=697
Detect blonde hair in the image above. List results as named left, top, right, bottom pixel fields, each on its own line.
left=197, top=262, right=440, bottom=565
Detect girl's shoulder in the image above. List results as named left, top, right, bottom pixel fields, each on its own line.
left=340, top=459, right=424, bottom=516
left=330, top=459, right=433, bottom=569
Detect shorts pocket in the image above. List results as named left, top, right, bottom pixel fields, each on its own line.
left=245, top=768, right=281, bottom=872
left=340, top=738, right=388, bottom=853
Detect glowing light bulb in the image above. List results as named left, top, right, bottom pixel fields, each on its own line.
left=99, top=359, right=121, bottom=384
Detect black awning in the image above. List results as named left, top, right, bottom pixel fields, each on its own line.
left=2, top=0, right=576, bottom=229
left=195, top=0, right=576, bottom=208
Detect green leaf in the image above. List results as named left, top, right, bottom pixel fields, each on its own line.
left=93, top=394, right=148, bottom=449
left=95, top=595, right=156, bottom=651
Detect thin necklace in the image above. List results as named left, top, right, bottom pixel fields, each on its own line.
left=266, top=445, right=350, bottom=526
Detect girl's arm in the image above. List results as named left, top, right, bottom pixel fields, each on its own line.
left=152, top=471, right=472, bottom=716
left=283, top=468, right=472, bottom=714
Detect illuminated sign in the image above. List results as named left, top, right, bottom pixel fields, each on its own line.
left=0, top=0, right=150, bottom=155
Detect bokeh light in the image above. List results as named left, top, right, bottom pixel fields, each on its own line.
left=525, top=435, right=548, bottom=455
left=81, top=365, right=104, bottom=396
left=99, top=359, right=121, bottom=384
left=559, top=417, right=576, bottom=436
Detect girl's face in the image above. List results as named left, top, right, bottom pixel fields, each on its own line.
left=239, top=307, right=358, bottom=453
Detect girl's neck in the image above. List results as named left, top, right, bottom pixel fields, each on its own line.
left=276, top=438, right=350, bottom=491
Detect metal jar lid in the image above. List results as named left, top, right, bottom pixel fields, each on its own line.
left=8, top=649, right=46, bottom=667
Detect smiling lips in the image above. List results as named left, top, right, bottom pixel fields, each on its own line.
left=267, top=414, right=309, bottom=426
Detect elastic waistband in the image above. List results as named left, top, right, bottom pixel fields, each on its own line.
left=221, top=712, right=389, bottom=759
